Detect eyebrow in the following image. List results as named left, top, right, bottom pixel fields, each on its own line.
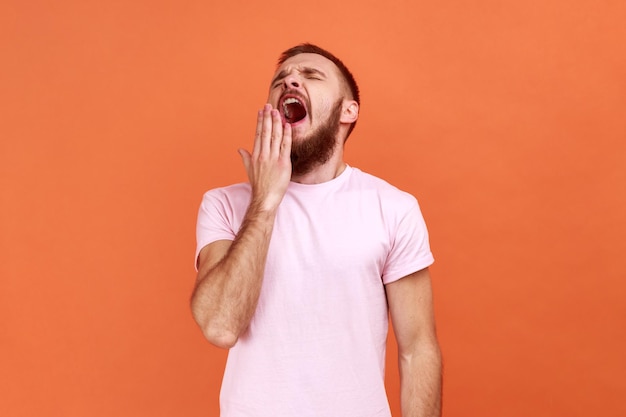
left=270, top=67, right=327, bottom=86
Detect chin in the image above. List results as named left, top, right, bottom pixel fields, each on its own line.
left=289, top=123, right=310, bottom=139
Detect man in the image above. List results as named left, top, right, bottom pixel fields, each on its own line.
left=191, top=43, right=442, bottom=416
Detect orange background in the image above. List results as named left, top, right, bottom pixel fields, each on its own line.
left=1, top=0, right=625, bottom=416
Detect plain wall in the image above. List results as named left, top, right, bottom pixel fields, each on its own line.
left=1, top=0, right=625, bottom=416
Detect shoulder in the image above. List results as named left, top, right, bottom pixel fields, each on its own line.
left=201, top=182, right=251, bottom=206
left=347, top=167, right=419, bottom=209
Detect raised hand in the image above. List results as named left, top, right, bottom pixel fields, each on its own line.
left=238, top=104, right=292, bottom=213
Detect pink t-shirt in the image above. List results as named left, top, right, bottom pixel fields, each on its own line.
left=196, top=166, right=434, bottom=416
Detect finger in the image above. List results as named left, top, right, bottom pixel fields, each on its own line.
left=280, top=123, right=292, bottom=160
left=260, top=104, right=273, bottom=156
left=238, top=148, right=252, bottom=175
left=270, top=109, right=283, bottom=155
left=252, top=109, right=263, bottom=158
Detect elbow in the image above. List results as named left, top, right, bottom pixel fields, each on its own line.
left=399, top=339, right=442, bottom=364
left=190, top=296, right=240, bottom=349
left=202, top=327, right=239, bottom=349
left=191, top=308, right=239, bottom=349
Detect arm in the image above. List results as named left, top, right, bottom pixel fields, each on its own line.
left=386, top=267, right=442, bottom=417
left=190, top=105, right=292, bottom=349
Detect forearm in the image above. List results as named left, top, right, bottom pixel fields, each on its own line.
left=191, top=201, right=276, bottom=348
left=399, top=343, right=442, bottom=417
left=192, top=105, right=292, bottom=348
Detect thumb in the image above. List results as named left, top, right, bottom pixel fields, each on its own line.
left=238, top=148, right=251, bottom=172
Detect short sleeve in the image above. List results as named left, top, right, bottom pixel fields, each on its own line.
left=195, top=189, right=248, bottom=265
left=381, top=198, right=434, bottom=284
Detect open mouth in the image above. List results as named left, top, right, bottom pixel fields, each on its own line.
left=281, top=97, right=307, bottom=124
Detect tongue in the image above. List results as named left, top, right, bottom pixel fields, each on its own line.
left=284, top=102, right=307, bottom=123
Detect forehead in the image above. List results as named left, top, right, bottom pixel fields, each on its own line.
left=273, top=53, right=342, bottom=81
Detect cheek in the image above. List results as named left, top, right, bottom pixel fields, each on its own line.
left=267, top=90, right=281, bottom=107
left=312, top=96, right=334, bottom=118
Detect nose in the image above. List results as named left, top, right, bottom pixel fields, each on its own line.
left=283, top=73, right=300, bottom=88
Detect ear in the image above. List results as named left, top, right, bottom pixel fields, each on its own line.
left=340, top=100, right=359, bottom=124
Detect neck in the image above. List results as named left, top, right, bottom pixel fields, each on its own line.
left=290, top=148, right=346, bottom=185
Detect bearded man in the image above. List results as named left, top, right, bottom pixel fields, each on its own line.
left=191, top=43, right=442, bottom=417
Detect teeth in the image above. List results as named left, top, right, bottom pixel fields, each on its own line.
left=283, top=97, right=302, bottom=105
left=282, top=97, right=305, bottom=121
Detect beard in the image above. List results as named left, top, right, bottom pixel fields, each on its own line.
left=290, top=99, right=343, bottom=176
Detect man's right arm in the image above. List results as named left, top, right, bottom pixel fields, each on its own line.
left=190, top=204, right=277, bottom=349
left=190, top=105, right=292, bottom=349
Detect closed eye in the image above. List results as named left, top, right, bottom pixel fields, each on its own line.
left=301, top=67, right=326, bottom=80
left=269, top=67, right=326, bottom=88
